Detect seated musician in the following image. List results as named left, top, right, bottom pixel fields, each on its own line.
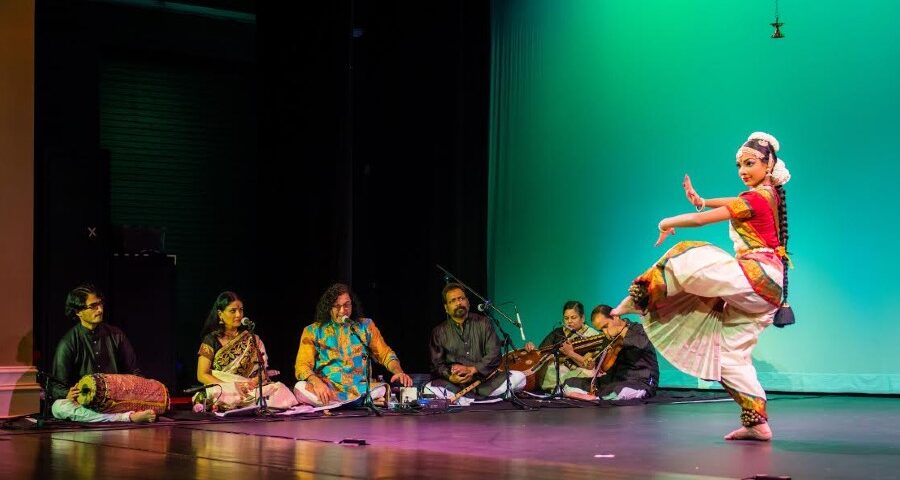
left=293, top=283, right=413, bottom=407
left=194, top=291, right=297, bottom=411
left=564, top=304, right=659, bottom=401
left=425, top=283, right=526, bottom=403
left=49, top=284, right=156, bottom=423
left=524, top=300, right=601, bottom=392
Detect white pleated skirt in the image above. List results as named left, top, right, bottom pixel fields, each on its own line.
left=639, top=242, right=781, bottom=385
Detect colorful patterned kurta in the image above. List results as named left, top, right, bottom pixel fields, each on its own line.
left=295, top=317, right=400, bottom=402
left=629, top=186, right=785, bottom=426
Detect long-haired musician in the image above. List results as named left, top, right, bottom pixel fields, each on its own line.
left=294, top=283, right=413, bottom=407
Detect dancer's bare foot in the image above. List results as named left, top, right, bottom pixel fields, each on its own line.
left=129, top=409, right=157, bottom=423
left=724, top=423, right=772, bottom=441
left=611, top=295, right=642, bottom=316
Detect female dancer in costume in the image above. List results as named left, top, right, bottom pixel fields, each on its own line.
left=612, top=132, right=792, bottom=441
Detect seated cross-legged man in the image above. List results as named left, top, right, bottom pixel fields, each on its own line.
left=425, top=283, right=526, bottom=404
left=564, top=304, right=659, bottom=401
left=293, top=283, right=412, bottom=407
left=50, top=284, right=157, bottom=423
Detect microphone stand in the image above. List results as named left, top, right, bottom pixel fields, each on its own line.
left=436, top=264, right=529, bottom=410
left=35, top=371, right=69, bottom=427
left=348, top=320, right=382, bottom=417
left=544, top=338, right=568, bottom=401
left=245, top=322, right=271, bottom=416
left=437, top=265, right=523, bottom=333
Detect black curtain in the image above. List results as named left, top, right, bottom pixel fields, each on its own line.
left=35, top=0, right=490, bottom=389
left=256, top=1, right=491, bottom=376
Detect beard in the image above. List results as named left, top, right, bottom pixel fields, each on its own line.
left=453, top=306, right=468, bottom=318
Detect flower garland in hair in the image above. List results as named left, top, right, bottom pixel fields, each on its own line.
left=770, top=159, right=791, bottom=186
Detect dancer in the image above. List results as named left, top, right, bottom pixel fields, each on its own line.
left=612, top=131, right=792, bottom=441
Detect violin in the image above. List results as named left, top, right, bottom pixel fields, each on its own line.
left=589, top=324, right=629, bottom=395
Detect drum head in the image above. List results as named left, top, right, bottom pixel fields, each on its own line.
left=75, top=374, right=99, bottom=408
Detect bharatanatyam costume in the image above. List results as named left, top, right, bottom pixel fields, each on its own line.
left=625, top=133, right=792, bottom=428
left=194, top=330, right=297, bottom=410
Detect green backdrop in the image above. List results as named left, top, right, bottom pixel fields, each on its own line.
left=488, top=0, right=900, bottom=393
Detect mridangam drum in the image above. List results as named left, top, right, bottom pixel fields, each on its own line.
left=76, top=374, right=170, bottom=414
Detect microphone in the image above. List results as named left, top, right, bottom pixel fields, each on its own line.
left=241, top=317, right=255, bottom=329
left=515, top=304, right=526, bottom=341
left=567, top=327, right=585, bottom=339
left=345, top=317, right=369, bottom=349
left=183, top=384, right=219, bottom=394
left=477, top=300, right=492, bottom=312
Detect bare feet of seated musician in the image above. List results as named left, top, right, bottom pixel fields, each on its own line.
left=129, top=409, right=157, bottom=423
left=724, top=423, right=772, bottom=441
left=565, top=391, right=598, bottom=402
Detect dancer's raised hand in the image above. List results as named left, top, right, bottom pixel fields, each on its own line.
left=683, top=174, right=702, bottom=207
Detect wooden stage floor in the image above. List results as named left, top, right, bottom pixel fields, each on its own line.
left=2, top=393, right=899, bottom=479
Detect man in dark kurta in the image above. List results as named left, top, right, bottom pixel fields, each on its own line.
left=51, top=322, right=141, bottom=401
left=564, top=305, right=659, bottom=401
left=426, top=283, right=525, bottom=400
left=50, top=284, right=155, bottom=422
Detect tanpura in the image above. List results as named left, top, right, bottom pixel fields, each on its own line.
left=501, top=332, right=616, bottom=391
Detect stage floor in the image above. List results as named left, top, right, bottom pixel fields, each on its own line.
left=2, top=393, right=899, bottom=479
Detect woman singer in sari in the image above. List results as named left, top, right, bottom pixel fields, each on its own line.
left=193, top=291, right=296, bottom=411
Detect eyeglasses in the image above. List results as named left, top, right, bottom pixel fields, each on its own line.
left=332, top=302, right=352, bottom=310
left=84, top=301, right=104, bottom=311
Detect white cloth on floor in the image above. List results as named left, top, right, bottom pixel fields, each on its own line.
left=52, top=399, right=132, bottom=422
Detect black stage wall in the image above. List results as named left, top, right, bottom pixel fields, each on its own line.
left=35, top=1, right=490, bottom=391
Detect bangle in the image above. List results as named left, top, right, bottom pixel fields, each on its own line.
left=695, top=197, right=706, bottom=212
